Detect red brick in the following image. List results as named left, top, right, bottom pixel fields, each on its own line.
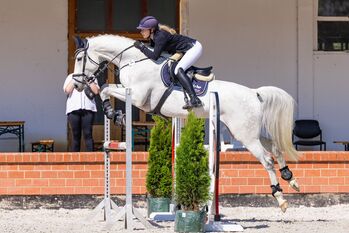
left=90, top=171, right=105, bottom=178
left=221, top=185, right=239, bottom=194
left=23, top=187, right=41, bottom=195
left=25, top=171, right=41, bottom=178
left=320, top=186, right=338, bottom=193
left=304, top=169, right=320, bottom=177
left=231, top=177, right=248, bottom=185
left=41, top=187, right=59, bottom=195
left=239, top=185, right=256, bottom=193
left=238, top=170, right=256, bottom=177
left=74, top=171, right=90, bottom=178
left=219, top=178, right=231, bottom=185
left=82, top=179, right=99, bottom=186
left=49, top=179, right=66, bottom=186
left=57, top=171, right=74, bottom=178
left=15, top=179, right=32, bottom=186
left=338, top=169, right=349, bottom=177
left=7, top=187, right=24, bottom=194
left=329, top=177, right=345, bottom=185
left=313, top=177, right=329, bottom=185
left=66, top=179, right=83, bottom=186
left=0, top=151, right=348, bottom=196
left=8, top=171, right=25, bottom=178
left=74, top=187, right=92, bottom=194
left=0, top=171, right=7, bottom=178
left=247, top=178, right=264, bottom=185
left=221, top=170, right=239, bottom=177
left=0, top=187, right=7, bottom=194
left=338, top=186, right=349, bottom=192
left=41, top=171, right=58, bottom=178
left=255, top=186, right=270, bottom=194
left=321, top=169, right=337, bottom=177
left=32, top=179, right=49, bottom=187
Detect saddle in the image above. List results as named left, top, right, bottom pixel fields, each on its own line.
left=169, top=53, right=215, bottom=82
left=160, top=53, right=214, bottom=97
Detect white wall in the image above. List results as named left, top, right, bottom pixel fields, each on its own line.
left=0, top=0, right=68, bottom=151
left=314, top=53, right=349, bottom=150
left=1, top=0, right=348, bottom=151
left=188, top=0, right=349, bottom=150
left=188, top=0, right=298, bottom=98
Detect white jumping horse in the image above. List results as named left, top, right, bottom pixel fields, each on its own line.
left=72, top=34, right=300, bottom=212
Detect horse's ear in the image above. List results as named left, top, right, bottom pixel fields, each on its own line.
left=74, top=36, right=88, bottom=50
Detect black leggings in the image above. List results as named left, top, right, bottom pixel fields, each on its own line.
left=68, top=110, right=95, bottom=152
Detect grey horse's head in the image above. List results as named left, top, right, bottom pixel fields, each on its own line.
left=72, top=36, right=99, bottom=92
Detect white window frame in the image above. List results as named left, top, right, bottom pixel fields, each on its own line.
left=313, top=0, right=349, bottom=51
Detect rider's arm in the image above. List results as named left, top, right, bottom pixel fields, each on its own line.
left=139, top=32, right=169, bottom=60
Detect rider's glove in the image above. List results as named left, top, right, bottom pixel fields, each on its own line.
left=134, top=41, right=145, bottom=51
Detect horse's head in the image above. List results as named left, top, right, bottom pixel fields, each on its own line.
left=72, top=36, right=101, bottom=92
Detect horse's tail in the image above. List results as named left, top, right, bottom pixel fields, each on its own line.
left=256, top=86, right=300, bottom=161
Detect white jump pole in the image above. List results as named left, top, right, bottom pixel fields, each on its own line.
left=106, top=88, right=154, bottom=230
left=206, top=91, right=243, bottom=232
left=86, top=116, right=119, bottom=224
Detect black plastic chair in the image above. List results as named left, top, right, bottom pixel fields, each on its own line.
left=292, top=120, right=326, bottom=151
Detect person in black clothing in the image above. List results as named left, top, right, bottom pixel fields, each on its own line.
left=134, top=16, right=203, bottom=110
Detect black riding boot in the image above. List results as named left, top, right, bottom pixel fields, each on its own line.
left=176, top=68, right=202, bottom=109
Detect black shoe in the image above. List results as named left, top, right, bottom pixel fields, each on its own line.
left=102, top=100, right=115, bottom=119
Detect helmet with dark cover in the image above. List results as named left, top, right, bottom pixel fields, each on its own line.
left=137, top=16, right=159, bottom=30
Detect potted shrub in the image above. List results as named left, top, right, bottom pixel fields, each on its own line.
left=174, top=111, right=211, bottom=232
left=146, top=116, right=172, bottom=217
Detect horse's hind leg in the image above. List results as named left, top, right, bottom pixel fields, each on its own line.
left=260, top=137, right=300, bottom=192
left=244, top=139, right=289, bottom=212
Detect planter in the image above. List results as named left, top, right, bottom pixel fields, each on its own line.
left=174, top=210, right=206, bottom=233
left=147, top=197, right=171, bottom=217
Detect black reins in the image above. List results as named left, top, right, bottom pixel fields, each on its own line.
left=72, top=43, right=141, bottom=85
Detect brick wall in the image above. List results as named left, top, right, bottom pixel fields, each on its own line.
left=0, top=151, right=348, bottom=195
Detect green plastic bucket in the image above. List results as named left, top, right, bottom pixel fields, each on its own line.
left=147, top=197, right=171, bottom=217
left=174, top=210, right=206, bottom=232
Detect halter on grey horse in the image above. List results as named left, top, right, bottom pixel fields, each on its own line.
left=72, top=35, right=300, bottom=212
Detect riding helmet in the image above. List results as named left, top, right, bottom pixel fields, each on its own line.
left=137, top=16, right=159, bottom=30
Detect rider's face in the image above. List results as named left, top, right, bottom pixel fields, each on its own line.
left=140, top=29, right=151, bottom=39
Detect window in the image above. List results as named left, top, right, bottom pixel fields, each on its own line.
left=75, top=0, right=179, bottom=33
left=316, top=0, right=349, bottom=51
left=69, top=0, right=177, bottom=125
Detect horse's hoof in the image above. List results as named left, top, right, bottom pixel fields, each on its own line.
left=289, top=178, right=300, bottom=192
left=113, top=110, right=125, bottom=126
left=280, top=200, right=288, bottom=213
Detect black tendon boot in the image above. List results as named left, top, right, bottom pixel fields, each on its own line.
left=102, top=99, right=115, bottom=119
left=176, top=68, right=202, bottom=109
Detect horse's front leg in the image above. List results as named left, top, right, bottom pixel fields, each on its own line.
left=100, top=84, right=126, bottom=125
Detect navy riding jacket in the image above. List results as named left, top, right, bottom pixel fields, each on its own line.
left=139, top=29, right=196, bottom=60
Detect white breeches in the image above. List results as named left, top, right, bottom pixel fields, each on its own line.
left=174, top=41, right=203, bottom=75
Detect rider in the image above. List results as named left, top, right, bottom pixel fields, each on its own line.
left=134, top=16, right=203, bottom=109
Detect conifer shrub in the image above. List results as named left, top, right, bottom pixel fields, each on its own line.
left=146, top=116, right=172, bottom=198
left=175, top=111, right=211, bottom=211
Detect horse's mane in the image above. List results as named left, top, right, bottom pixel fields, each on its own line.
left=86, top=34, right=167, bottom=64
left=88, top=34, right=134, bottom=44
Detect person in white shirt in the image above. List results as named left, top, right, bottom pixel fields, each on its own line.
left=63, top=74, right=99, bottom=151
